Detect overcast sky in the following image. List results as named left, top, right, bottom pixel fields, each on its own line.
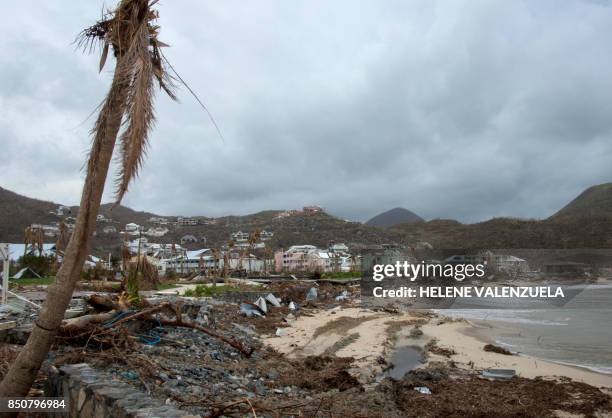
left=1, top=1, right=611, bottom=223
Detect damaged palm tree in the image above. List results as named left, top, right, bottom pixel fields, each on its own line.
left=124, top=254, right=159, bottom=305
left=0, top=0, right=185, bottom=396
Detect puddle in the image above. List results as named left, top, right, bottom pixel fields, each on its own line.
left=382, top=346, right=424, bottom=380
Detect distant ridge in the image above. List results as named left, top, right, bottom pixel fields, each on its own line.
left=366, top=207, right=424, bottom=228
left=551, top=183, right=612, bottom=219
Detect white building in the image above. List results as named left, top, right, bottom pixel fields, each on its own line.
left=260, top=230, right=274, bottom=241
left=103, top=225, right=117, bottom=234
left=29, top=224, right=59, bottom=238
left=177, top=217, right=198, bottom=226
left=329, top=243, right=349, bottom=253
left=180, top=234, right=198, bottom=244
left=145, top=227, right=169, bottom=237
left=125, top=223, right=141, bottom=233
left=149, top=216, right=169, bottom=225
left=127, top=237, right=149, bottom=254
left=231, top=231, right=250, bottom=243
left=493, top=255, right=529, bottom=274
left=49, top=205, right=70, bottom=216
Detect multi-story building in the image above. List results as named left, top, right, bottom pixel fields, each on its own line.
left=274, top=245, right=340, bottom=272
left=230, top=231, right=250, bottom=243
left=177, top=217, right=198, bottom=226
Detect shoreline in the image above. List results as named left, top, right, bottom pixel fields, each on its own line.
left=422, top=318, right=612, bottom=388
left=265, top=305, right=612, bottom=388
left=463, top=318, right=612, bottom=376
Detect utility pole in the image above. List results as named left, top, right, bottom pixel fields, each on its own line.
left=1, top=244, right=9, bottom=305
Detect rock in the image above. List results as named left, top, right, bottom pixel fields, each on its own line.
left=190, top=386, right=205, bottom=397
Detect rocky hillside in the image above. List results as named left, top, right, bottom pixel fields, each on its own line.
left=0, top=187, right=399, bottom=255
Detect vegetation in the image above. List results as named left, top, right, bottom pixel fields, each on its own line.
left=183, top=285, right=239, bottom=297
left=17, top=255, right=54, bottom=278
left=156, top=283, right=180, bottom=290
left=322, top=271, right=361, bottom=279
left=9, top=277, right=55, bottom=287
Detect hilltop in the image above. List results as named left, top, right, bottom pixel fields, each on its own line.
left=0, top=187, right=398, bottom=254
left=390, top=216, right=612, bottom=248
left=551, top=183, right=612, bottom=219
left=3, top=182, right=612, bottom=253
left=365, top=207, right=424, bottom=228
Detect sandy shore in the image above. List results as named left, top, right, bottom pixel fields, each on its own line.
left=422, top=319, right=612, bottom=388
left=265, top=306, right=612, bottom=388
left=265, top=307, right=425, bottom=379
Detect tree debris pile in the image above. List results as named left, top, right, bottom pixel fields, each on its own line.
left=389, top=367, right=612, bottom=418
left=266, top=282, right=359, bottom=305
left=51, top=293, right=363, bottom=417
left=285, top=365, right=612, bottom=418
left=4, top=285, right=612, bottom=417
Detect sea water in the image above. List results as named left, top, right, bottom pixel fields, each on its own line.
left=441, top=284, right=612, bottom=374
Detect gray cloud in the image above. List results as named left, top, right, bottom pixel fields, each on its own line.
left=1, top=0, right=611, bottom=223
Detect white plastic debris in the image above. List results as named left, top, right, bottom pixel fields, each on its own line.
left=414, top=386, right=431, bottom=395
left=240, top=302, right=264, bottom=317
left=265, top=293, right=281, bottom=308
left=482, top=369, right=516, bottom=380
left=306, top=287, right=318, bottom=302
left=335, top=290, right=349, bottom=301
left=254, top=297, right=268, bottom=314
left=275, top=327, right=287, bottom=337
left=288, top=301, right=298, bottom=311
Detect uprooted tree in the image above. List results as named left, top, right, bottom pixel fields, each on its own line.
left=0, top=0, right=185, bottom=396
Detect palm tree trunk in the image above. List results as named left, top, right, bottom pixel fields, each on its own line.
left=0, top=69, right=128, bottom=397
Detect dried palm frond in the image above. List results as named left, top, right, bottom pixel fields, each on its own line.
left=77, top=0, right=178, bottom=205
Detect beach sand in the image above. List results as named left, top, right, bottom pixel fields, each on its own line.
left=422, top=319, right=612, bottom=388
left=265, top=307, right=425, bottom=379
left=265, top=306, right=612, bottom=388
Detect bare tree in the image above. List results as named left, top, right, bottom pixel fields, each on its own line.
left=0, top=0, right=178, bottom=396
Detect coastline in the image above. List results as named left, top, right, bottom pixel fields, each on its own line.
left=422, top=318, right=612, bottom=388
left=266, top=305, right=612, bottom=388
